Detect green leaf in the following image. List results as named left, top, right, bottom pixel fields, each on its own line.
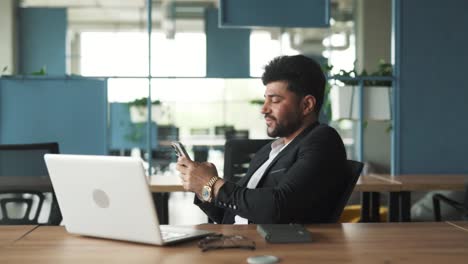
left=128, top=97, right=161, bottom=107
left=386, top=124, right=393, bottom=133
left=31, top=66, right=47, bottom=76
left=249, top=99, right=264, bottom=105
left=2, top=66, right=7, bottom=73
left=363, top=120, right=368, bottom=129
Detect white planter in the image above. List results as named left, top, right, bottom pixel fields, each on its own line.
left=330, top=85, right=391, bottom=121
left=129, top=105, right=164, bottom=123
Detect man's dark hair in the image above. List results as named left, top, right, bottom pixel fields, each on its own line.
left=261, top=55, right=326, bottom=114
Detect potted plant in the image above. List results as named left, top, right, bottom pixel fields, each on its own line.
left=330, top=60, right=393, bottom=122
left=128, top=97, right=163, bottom=123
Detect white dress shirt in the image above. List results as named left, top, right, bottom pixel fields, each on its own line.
left=234, top=138, right=290, bottom=224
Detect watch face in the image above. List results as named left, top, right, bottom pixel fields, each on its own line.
left=202, top=186, right=211, bottom=201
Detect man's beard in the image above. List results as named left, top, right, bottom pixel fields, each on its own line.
left=266, top=114, right=302, bottom=138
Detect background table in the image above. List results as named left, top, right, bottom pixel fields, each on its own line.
left=1, top=222, right=468, bottom=263
left=149, top=174, right=403, bottom=223
left=370, top=174, right=468, bottom=222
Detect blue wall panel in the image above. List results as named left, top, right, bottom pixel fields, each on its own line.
left=19, top=8, right=66, bottom=75
left=395, top=0, right=468, bottom=173
left=219, top=0, right=330, bottom=28
left=0, top=77, right=107, bottom=155
left=109, top=103, right=157, bottom=150
left=206, top=8, right=250, bottom=78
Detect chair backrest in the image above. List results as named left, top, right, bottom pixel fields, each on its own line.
left=225, top=129, right=250, bottom=140
left=214, top=125, right=235, bottom=136
left=152, top=125, right=180, bottom=170
left=223, top=139, right=272, bottom=182
left=0, top=142, right=61, bottom=225
left=0, top=142, right=59, bottom=177
left=157, top=125, right=179, bottom=142
left=329, top=160, right=364, bottom=222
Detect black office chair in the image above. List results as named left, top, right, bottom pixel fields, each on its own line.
left=214, top=125, right=235, bottom=136
left=432, top=185, right=468, bottom=221
left=190, top=128, right=211, bottom=162
left=223, top=139, right=272, bottom=183
left=0, top=142, right=62, bottom=225
left=329, top=160, right=364, bottom=223
left=225, top=129, right=250, bottom=140
left=152, top=125, right=179, bottom=170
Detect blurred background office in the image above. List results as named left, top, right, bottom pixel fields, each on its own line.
left=1, top=0, right=467, bottom=224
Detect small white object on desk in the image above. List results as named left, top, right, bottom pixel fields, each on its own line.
left=247, top=255, right=280, bottom=264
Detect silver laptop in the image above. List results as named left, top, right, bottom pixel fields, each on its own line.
left=44, top=154, right=213, bottom=245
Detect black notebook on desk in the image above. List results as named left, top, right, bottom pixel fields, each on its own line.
left=257, top=224, right=312, bottom=243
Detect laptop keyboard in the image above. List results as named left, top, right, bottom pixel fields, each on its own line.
left=161, top=231, right=188, bottom=241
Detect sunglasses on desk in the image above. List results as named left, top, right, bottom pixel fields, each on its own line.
left=198, top=234, right=256, bottom=252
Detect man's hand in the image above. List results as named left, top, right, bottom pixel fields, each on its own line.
left=176, top=156, right=219, bottom=196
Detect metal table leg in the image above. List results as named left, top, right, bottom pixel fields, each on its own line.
left=152, top=193, right=169, bottom=224
left=388, top=192, right=400, bottom=222
left=400, top=191, right=411, bottom=222
left=360, top=192, right=370, bottom=222
left=370, top=192, right=381, bottom=222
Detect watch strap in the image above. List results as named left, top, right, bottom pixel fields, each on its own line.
left=205, top=176, right=220, bottom=202
left=207, top=176, right=220, bottom=188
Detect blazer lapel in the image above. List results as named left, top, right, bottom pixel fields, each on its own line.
left=234, top=122, right=319, bottom=188
left=259, top=122, right=320, bottom=181
left=236, top=147, right=270, bottom=187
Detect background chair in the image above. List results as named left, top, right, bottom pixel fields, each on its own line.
left=214, top=125, right=235, bottom=137
left=223, top=139, right=272, bottom=183
left=432, top=185, right=468, bottom=221
left=190, top=128, right=211, bottom=162
left=330, top=160, right=363, bottom=223
left=0, top=142, right=62, bottom=225
left=152, top=125, right=179, bottom=171
left=225, top=129, right=250, bottom=140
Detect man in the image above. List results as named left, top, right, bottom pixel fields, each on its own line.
left=176, top=55, right=347, bottom=224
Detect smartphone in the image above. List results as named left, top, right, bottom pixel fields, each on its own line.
left=171, top=141, right=191, bottom=160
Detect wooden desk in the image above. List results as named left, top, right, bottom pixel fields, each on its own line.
left=447, top=221, right=468, bottom=233
left=0, top=225, right=37, bottom=247
left=1, top=223, right=468, bottom=263
left=149, top=175, right=183, bottom=193
left=354, top=174, right=400, bottom=192
left=373, top=174, right=468, bottom=191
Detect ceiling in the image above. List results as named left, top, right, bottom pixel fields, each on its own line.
left=19, top=0, right=354, bottom=54
left=20, top=0, right=216, bottom=32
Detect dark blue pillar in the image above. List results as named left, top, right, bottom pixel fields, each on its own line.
left=19, top=8, right=67, bottom=75
left=205, top=8, right=250, bottom=78
left=393, top=0, right=468, bottom=173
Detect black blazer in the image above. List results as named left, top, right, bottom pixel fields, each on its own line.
left=195, top=122, right=348, bottom=224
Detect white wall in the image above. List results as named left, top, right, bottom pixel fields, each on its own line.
left=0, top=0, right=16, bottom=75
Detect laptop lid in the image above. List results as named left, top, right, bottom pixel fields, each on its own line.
left=44, top=154, right=175, bottom=245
